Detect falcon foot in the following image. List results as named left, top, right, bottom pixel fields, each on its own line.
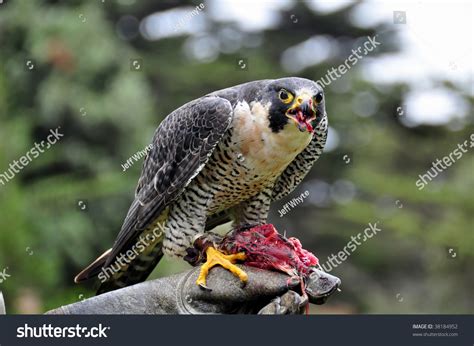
left=196, top=247, right=247, bottom=290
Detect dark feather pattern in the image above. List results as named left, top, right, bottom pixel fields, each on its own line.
left=272, top=115, right=328, bottom=201
left=105, top=96, right=233, bottom=267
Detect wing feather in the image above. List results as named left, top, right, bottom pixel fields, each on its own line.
left=105, top=96, right=233, bottom=266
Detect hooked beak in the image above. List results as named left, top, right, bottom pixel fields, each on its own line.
left=285, top=94, right=316, bottom=133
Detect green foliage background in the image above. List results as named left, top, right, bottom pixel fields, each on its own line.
left=0, top=0, right=472, bottom=313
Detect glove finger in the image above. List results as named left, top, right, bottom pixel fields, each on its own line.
left=258, top=291, right=306, bottom=315
left=305, top=268, right=341, bottom=305
left=279, top=291, right=306, bottom=314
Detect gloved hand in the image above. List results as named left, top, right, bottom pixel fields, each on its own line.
left=46, top=266, right=340, bottom=315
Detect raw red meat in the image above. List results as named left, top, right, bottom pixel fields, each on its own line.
left=219, top=224, right=318, bottom=278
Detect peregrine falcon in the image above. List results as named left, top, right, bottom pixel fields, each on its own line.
left=75, top=77, right=328, bottom=293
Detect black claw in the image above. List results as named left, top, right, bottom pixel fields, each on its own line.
left=199, top=283, right=212, bottom=291
left=184, top=248, right=201, bottom=266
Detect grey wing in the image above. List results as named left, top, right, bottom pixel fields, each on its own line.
left=105, top=96, right=233, bottom=266
left=272, top=116, right=328, bottom=201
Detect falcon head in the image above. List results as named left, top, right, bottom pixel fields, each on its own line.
left=264, top=77, right=325, bottom=133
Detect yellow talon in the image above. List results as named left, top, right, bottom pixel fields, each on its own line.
left=196, top=247, right=247, bottom=289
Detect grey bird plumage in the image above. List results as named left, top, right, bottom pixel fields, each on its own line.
left=75, top=77, right=328, bottom=294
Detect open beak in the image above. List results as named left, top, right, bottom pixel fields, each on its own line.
left=285, top=94, right=316, bottom=133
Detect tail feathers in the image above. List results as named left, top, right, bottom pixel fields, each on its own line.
left=96, top=245, right=164, bottom=295
left=74, top=249, right=112, bottom=283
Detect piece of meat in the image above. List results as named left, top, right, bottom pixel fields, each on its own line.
left=219, top=224, right=319, bottom=278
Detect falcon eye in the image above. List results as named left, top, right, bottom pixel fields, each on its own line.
left=315, top=92, right=323, bottom=103
left=278, top=89, right=293, bottom=104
